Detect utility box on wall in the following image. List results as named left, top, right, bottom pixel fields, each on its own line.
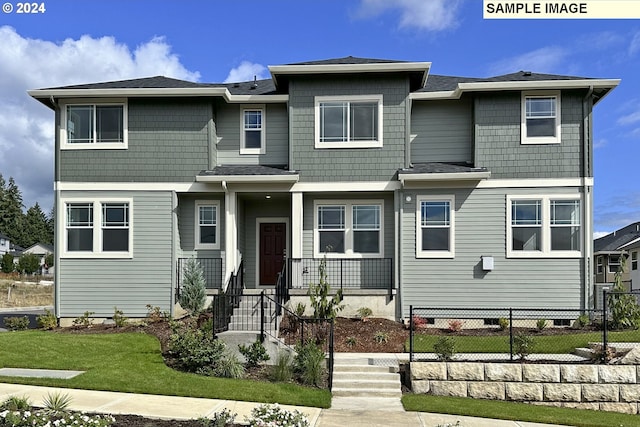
left=482, top=256, right=494, bottom=271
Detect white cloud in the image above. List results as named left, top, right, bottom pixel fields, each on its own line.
left=617, top=109, right=640, bottom=126
left=487, top=46, right=568, bottom=76
left=629, top=31, right=640, bottom=56
left=223, top=61, right=268, bottom=83
left=593, top=138, right=608, bottom=149
left=593, top=231, right=611, bottom=239
left=356, top=0, right=462, bottom=31
left=0, top=26, right=200, bottom=212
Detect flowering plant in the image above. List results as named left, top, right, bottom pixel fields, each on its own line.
left=246, top=403, right=309, bottom=427
left=0, top=408, right=115, bottom=427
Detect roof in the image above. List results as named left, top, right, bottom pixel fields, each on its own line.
left=287, top=56, right=412, bottom=66
left=196, top=165, right=299, bottom=184
left=398, top=162, right=491, bottom=183
left=594, top=222, right=640, bottom=253
left=24, top=243, right=54, bottom=254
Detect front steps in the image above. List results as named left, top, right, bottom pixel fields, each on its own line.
left=331, top=355, right=404, bottom=411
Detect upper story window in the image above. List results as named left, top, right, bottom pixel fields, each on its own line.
left=609, top=254, right=621, bottom=274
left=61, top=100, right=128, bottom=150
left=416, top=196, right=455, bottom=258
left=632, top=251, right=638, bottom=271
left=63, top=199, right=132, bottom=258
left=507, top=195, right=581, bottom=258
left=521, top=91, right=561, bottom=145
left=315, top=95, right=383, bottom=149
left=240, top=105, right=265, bottom=155
left=597, top=256, right=603, bottom=274
left=195, top=200, right=220, bottom=250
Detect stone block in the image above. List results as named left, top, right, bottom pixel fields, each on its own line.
left=599, top=365, right=636, bottom=384
left=523, top=364, right=560, bottom=383
left=560, top=402, right=600, bottom=411
left=468, top=382, right=505, bottom=400
left=619, top=385, right=640, bottom=402
left=618, top=347, right=640, bottom=365
left=411, top=380, right=430, bottom=394
left=430, top=381, right=468, bottom=398
left=561, top=365, right=598, bottom=383
left=448, top=363, right=485, bottom=381
left=582, top=384, right=619, bottom=402
left=505, top=383, right=543, bottom=401
left=485, top=364, right=522, bottom=382
left=411, top=363, right=447, bottom=381
left=543, top=383, right=581, bottom=402
left=599, top=402, right=637, bottom=414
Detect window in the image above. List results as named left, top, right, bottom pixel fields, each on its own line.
left=314, top=200, right=383, bottom=257
left=609, top=255, right=621, bottom=274
left=195, top=201, right=220, bottom=250
left=597, top=256, right=603, bottom=274
left=315, top=95, right=383, bottom=148
left=521, top=92, right=561, bottom=144
left=62, top=101, right=127, bottom=149
left=416, top=196, right=455, bottom=258
left=240, top=106, right=265, bottom=154
left=63, top=199, right=132, bottom=258
left=507, top=195, right=581, bottom=258
left=632, top=251, right=638, bottom=271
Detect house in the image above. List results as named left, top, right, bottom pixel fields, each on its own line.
left=594, top=222, right=640, bottom=294
left=0, top=232, right=10, bottom=256
left=21, top=243, right=55, bottom=275
left=28, top=57, right=619, bottom=324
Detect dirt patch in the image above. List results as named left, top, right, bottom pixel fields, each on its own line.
left=333, top=317, right=408, bottom=353
left=0, top=279, right=54, bottom=308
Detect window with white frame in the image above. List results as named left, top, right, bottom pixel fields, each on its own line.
left=507, top=195, right=581, bottom=258
left=314, top=201, right=383, bottom=257
left=240, top=106, right=265, bottom=154
left=632, top=251, right=638, bottom=271
left=315, top=95, right=383, bottom=148
left=63, top=199, right=132, bottom=258
left=609, top=255, right=621, bottom=274
left=521, top=92, right=561, bottom=144
left=416, top=196, right=455, bottom=258
left=195, top=201, right=220, bottom=249
left=62, top=101, right=127, bottom=149
left=597, top=256, right=603, bottom=274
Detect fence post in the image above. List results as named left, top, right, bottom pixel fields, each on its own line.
left=340, top=259, right=344, bottom=291
left=328, top=319, right=334, bottom=390
left=509, top=308, right=513, bottom=362
left=409, top=305, right=414, bottom=362
left=603, top=289, right=608, bottom=363
left=260, top=291, right=265, bottom=343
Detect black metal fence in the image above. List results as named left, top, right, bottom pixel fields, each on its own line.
left=176, top=258, right=223, bottom=298
left=409, top=292, right=640, bottom=363
left=288, top=257, right=393, bottom=291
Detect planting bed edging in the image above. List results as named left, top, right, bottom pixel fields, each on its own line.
left=410, top=362, right=640, bottom=415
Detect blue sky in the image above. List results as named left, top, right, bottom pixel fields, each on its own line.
left=0, top=0, right=638, bottom=235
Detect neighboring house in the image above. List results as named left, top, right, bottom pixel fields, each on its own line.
left=21, top=243, right=55, bottom=275
left=594, top=222, right=640, bottom=293
left=0, top=232, right=10, bottom=255
left=28, top=56, right=619, bottom=322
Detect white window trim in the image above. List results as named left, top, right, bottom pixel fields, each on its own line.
left=521, top=91, right=561, bottom=145
left=313, top=199, right=384, bottom=259
left=240, top=104, right=266, bottom=155
left=314, top=95, right=383, bottom=149
left=416, top=195, right=455, bottom=259
left=632, top=251, right=638, bottom=271
left=60, top=98, right=128, bottom=150
left=506, top=194, right=582, bottom=258
left=61, top=197, right=133, bottom=259
left=194, top=200, right=220, bottom=250
left=608, top=255, right=621, bottom=274
left=597, top=256, right=603, bottom=274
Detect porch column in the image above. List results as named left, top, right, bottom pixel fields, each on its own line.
left=224, top=189, right=237, bottom=288
left=291, top=192, right=303, bottom=258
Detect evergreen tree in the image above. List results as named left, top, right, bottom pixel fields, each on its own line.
left=46, top=206, right=54, bottom=244
left=1, top=253, right=14, bottom=274
left=18, top=253, right=40, bottom=275
left=179, top=258, right=207, bottom=314
left=23, top=203, right=50, bottom=247
left=0, top=176, right=25, bottom=246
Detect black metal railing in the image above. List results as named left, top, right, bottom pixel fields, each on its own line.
left=211, top=260, right=244, bottom=334
left=176, top=258, right=223, bottom=299
left=275, top=260, right=289, bottom=315
left=288, top=258, right=393, bottom=292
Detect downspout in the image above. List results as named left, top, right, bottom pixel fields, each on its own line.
left=583, top=86, right=594, bottom=309
left=51, top=96, right=61, bottom=320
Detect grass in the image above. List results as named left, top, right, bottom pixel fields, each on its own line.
left=0, top=330, right=331, bottom=408
left=402, top=394, right=640, bottom=427
left=0, top=279, right=54, bottom=308
left=407, top=329, right=640, bottom=354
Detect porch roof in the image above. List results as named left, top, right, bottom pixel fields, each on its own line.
left=398, top=162, right=491, bottom=184
left=196, top=165, right=299, bottom=183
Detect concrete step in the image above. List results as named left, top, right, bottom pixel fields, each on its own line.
left=332, top=379, right=400, bottom=390
left=333, top=371, right=399, bottom=381
left=331, top=388, right=402, bottom=398
left=332, top=364, right=395, bottom=373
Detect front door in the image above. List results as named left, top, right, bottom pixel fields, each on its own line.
left=259, top=222, right=286, bottom=286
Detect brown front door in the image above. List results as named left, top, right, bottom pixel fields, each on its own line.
left=259, top=222, right=286, bottom=286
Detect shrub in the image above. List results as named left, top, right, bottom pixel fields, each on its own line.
left=608, top=255, right=640, bottom=330
left=246, top=403, right=309, bottom=427
left=112, top=306, right=127, bottom=328
left=179, top=257, right=207, bottom=315
left=200, top=409, right=237, bottom=427
left=17, top=253, right=39, bottom=275
left=308, top=256, right=343, bottom=319
left=374, top=331, right=389, bottom=344
left=0, top=395, right=30, bottom=411
left=356, top=306, right=372, bottom=321
left=447, top=319, right=464, bottom=332
left=0, top=395, right=115, bottom=427
left=270, top=351, right=294, bottom=383
left=536, top=318, right=548, bottom=331
left=513, top=332, right=535, bottom=360
left=345, top=336, right=357, bottom=348
left=214, top=354, right=245, bottom=379
left=42, top=392, right=72, bottom=416
left=293, top=302, right=306, bottom=317
left=1, top=253, right=14, bottom=273
left=238, top=339, right=270, bottom=368
left=294, top=340, right=326, bottom=387
left=72, top=311, right=94, bottom=328
left=433, top=336, right=456, bottom=361
left=146, top=304, right=168, bottom=323
left=411, top=315, right=427, bottom=329
left=3, top=316, right=29, bottom=331
left=498, top=317, right=509, bottom=331
left=576, top=313, right=590, bottom=328
left=36, top=309, right=57, bottom=330
left=168, top=323, right=228, bottom=375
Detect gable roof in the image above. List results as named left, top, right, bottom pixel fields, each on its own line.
left=594, top=222, right=640, bottom=253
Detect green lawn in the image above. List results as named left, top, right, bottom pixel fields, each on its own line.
left=0, top=331, right=330, bottom=408
left=407, top=329, right=640, bottom=354
left=403, top=394, right=640, bottom=427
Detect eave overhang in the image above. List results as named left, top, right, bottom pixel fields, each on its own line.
left=398, top=171, right=491, bottom=185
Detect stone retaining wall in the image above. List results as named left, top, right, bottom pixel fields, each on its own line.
left=410, top=362, right=640, bottom=414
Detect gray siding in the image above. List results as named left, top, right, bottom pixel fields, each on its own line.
left=60, top=100, right=211, bottom=182
left=474, top=91, right=585, bottom=179
left=411, top=99, right=472, bottom=163
left=289, top=76, right=408, bottom=182
left=216, top=102, right=289, bottom=166
left=400, top=186, right=585, bottom=317
left=58, top=191, right=173, bottom=317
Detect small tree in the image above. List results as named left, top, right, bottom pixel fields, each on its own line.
left=44, top=253, right=54, bottom=269
left=608, top=254, right=640, bottom=329
left=1, top=253, right=14, bottom=273
left=17, top=253, right=40, bottom=275
left=308, top=256, right=343, bottom=319
left=179, top=258, right=207, bottom=314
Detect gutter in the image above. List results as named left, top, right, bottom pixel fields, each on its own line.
left=583, top=85, right=594, bottom=310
